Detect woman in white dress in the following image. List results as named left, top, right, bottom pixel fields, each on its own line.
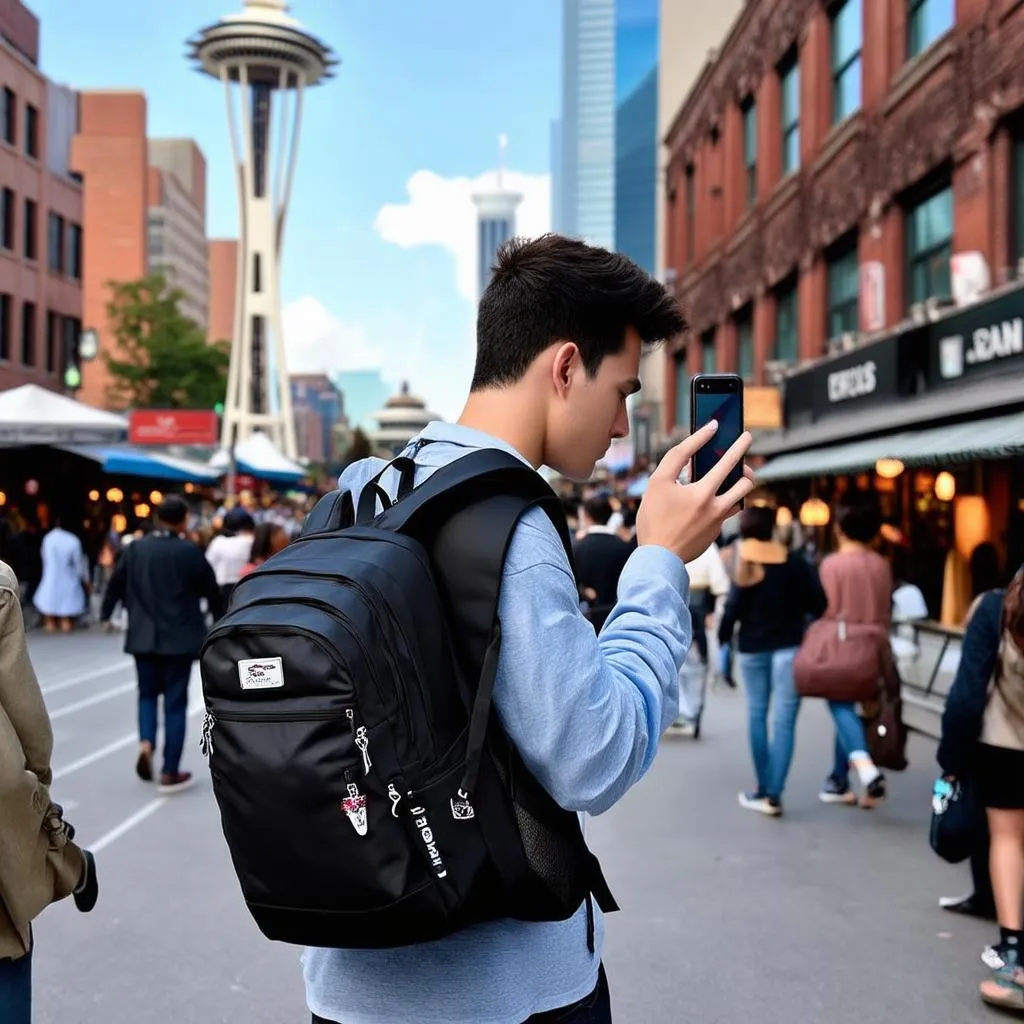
left=33, top=517, right=89, bottom=633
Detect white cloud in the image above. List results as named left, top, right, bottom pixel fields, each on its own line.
left=374, top=168, right=551, bottom=301
left=282, top=296, right=384, bottom=375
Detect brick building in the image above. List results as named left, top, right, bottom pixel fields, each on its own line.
left=207, top=238, right=238, bottom=345
left=662, top=0, right=1024, bottom=615
left=72, top=95, right=217, bottom=410
left=662, top=0, right=1024, bottom=433
left=0, top=0, right=83, bottom=395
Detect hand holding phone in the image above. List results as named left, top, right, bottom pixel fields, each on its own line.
left=635, top=420, right=754, bottom=564
left=689, top=373, right=745, bottom=497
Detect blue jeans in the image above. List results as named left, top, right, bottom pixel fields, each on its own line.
left=0, top=950, right=31, bottom=1024
left=828, top=700, right=869, bottom=784
left=135, top=655, right=193, bottom=776
left=738, top=647, right=801, bottom=800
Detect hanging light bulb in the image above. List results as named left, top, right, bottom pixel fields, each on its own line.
left=106, top=487, right=124, bottom=503
left=875, top=458, right=905, bottom=480
left=775, top=506, right=794, bottom=527
left=799, top=498, right=831, bottom=527
left=149, top=490, right=164, bottom=505
left=934, top=471, right=956, bottom=502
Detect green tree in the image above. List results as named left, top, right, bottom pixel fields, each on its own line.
left=104, top=273, right=230, bottom=409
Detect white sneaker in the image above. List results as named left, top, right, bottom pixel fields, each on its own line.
left=738, top=792, right=782, bottom=817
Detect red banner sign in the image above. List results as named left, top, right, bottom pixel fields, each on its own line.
left=129, top=410, right=219, bottom=446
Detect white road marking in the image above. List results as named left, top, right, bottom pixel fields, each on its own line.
left=52, top=704, right=205, bottom=781
left=88, top=798, right=168, bottom=854
left=41, top=660, right=134, bottom=696
left=48, top=682, right=136, bottom=720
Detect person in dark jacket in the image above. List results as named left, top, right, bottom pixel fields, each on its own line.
left=573, top=494, right=632, bottom=633
left=100, top=496, right=224, bottom=793
left=719, top=506, right=828, bottom=816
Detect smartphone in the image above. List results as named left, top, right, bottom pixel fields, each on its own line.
left=690, top=373, right=744, bottom=499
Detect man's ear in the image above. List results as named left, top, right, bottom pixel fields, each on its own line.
left=551, top=342, right=579, bottom=397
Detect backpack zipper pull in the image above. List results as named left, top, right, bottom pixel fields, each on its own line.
left=346, top=708, right=373, bottom=774
left=387, top=783, right=401, bottom=818
left=200, top=710, right=214, bottom=758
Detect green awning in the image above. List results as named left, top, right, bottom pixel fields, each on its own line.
left=756, top=410, right=1024, bottom=483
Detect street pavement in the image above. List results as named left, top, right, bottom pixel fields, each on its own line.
left=27, top=628, right=997, bottom=1024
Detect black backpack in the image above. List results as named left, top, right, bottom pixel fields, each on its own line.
left=199, top=448, right=617, bottom=951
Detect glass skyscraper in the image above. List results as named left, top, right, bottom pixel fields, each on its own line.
left=555, top=0, right=658, bottom=271
left=614, top=0, right=658, bottom=272
left=558, top=0, right=616, bottom=248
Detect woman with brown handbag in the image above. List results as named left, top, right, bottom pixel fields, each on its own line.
left=793, top=496, right=891, bottom=808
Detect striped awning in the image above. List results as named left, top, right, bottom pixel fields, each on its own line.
left=756, top=410, right=1024, bottom=483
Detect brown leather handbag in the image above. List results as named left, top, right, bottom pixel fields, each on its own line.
left=793, top=617, right=886, bottom=703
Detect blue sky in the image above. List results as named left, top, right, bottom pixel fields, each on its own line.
left=31, top=0, right=561, bottom=419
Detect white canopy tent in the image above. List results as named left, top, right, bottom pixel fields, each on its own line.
left=0, top=384, right=128, bottom=444
left=209, top=431, right=306, bottom=484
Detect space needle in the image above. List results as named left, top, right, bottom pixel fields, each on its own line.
left=188, top=0, right=336, bottom=461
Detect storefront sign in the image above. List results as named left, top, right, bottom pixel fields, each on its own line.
left=129, top=409, right=219, bottom=445
left=928, top=286, right=1024, bottom=388
left=783, top=329, right=913, bottom=425
left=745, top=386, right=783, bottom=429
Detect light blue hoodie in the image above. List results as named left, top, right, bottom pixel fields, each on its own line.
left=303, top=421, right=690, bottom=1024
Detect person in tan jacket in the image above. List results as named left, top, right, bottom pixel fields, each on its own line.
left=0, top=560, right=98, bottom=1023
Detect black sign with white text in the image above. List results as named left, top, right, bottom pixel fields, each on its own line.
left=928, top=287, right=1024, bottom=388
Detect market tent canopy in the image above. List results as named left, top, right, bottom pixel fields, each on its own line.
left=208, top=431, right=306, bottom=484
left=0, top=384, right=127, bottom=444
left=756, top=410, right=1024, bottom=483
left=60, top=445, right=221, bottom=484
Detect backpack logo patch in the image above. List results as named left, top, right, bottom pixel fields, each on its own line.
left=238, top=657, right=285, bottom=690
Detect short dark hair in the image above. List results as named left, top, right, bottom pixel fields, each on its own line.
left=740, top=506, right=776, bottom=542
left=836, top=493, right=880, bottom=543
left=157, top=495, right=189, bottom=527
left=472, top=234, right=686, bottom=390
left=583, top=494, right=614, bottom=526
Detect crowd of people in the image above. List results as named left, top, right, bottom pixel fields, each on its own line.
left=0, top=233, right=1021, bottom=1021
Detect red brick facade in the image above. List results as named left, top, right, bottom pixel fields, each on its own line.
left=662, top=0, right=1024, bottom=434
left=0, top=2, right=83, bottom=395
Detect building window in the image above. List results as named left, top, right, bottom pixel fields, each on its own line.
left=62, top=316, right=81, bottom=373
left=684, top=164, right=695, bottom=266
left=48, top=212, right=65, bottom=273
left=0, top=294, right=9, bottom=360
left=908, top=0, right=954, bottom=58
left=780, top=53, right=800, bottom=175
left=0, top=188, right=12, bottom=250
left=21, top=301, right=35, bottom=366
left=831, top=0, right=862, bottom=125
left=701, top=329, right=717, bottom=374
left=68, top=223, right=83, bottom=280
left=1015, top=137, right=1024, bottom=264
left=774, top=278, right=799, bottom=363
left=674, top=352, right=689, bottom=427
left=253, top=252, right=263, bottom=293
left=2, top=88, right=14, bottom=146
left=827, top=240, right=860, bottom=339
left=25, top=103, right=38, bottom=159
left=742, top=98, right=757, bottom=208
left=45, top=310, right=58, bottom=373
left=23, top=198, right=36, bottom=260
left=906, top=183, right=953, bottom=306
left=736, top=309, right=754, bottom=380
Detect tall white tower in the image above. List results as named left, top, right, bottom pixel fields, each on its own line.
left=188, top=0, right=336, bottom=460
left=472, top=135, right=523, bottom=300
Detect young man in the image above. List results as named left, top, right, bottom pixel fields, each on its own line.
left=303, top=234, right=753, bottom=1024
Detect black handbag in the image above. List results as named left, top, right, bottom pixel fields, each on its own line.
left=929, top=776, right=981, bottom=864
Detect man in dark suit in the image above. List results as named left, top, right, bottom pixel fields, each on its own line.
left=573, top=494, right=633, bottom=633
left=100, top=496, right=224, bottom=793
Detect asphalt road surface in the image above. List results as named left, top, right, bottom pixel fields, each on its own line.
left=26, top=628, right=996, bottom=1024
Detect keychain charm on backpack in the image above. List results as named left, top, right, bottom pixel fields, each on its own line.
left=450, top=788, right=475, bottom=821
left=342, top=782, right=369, bottom=836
